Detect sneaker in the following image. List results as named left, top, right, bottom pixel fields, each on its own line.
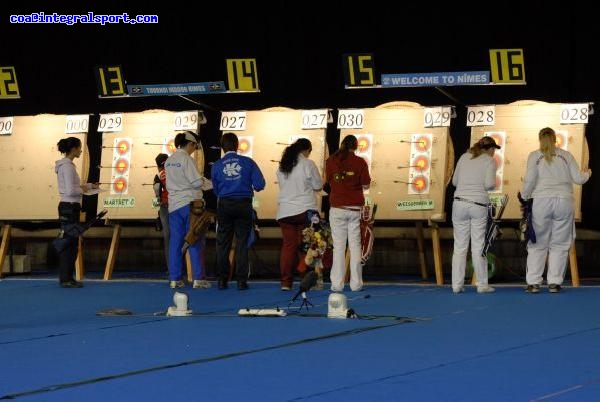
left=548, top=284, right=562, bottom=293
left=525, top=284, right=540, bottom=293
left=193, top=280, right=212, bottom=289
left=477, top=285, right=495, bottom=294
left=452, top=286, right=465, bottom=294
left=169, top=280, right=185, bottom=289
left=280, top=285, right=291, bottom=291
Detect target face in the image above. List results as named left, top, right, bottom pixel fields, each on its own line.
left=555, top=131, right=568, bottom=150
left=488, top=133, right=504, bottom=148
left=113, top=177, right=128, bottom=193
left=414, top=135, right=431, bottom=152
left=411, top=175, right=429, bottom=193
left=413, top=155, right=429, bottom=170
left=115, top=158, right=129, bottom=174
left=238, top=140, right=249, bottom=152
left=116, top=140, right=131, bottom=155
left=357, top=136, right=371, bottom=153
left=167, top=139, right=176, bottom=154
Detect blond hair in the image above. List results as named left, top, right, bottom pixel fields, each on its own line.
left=538, top=127, right=556, bottom=163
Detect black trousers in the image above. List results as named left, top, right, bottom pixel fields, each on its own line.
left=216, top=198, right=253, bottom=281
left=57, top=202, right=81, bottom=283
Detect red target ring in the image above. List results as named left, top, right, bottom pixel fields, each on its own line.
left=414, top=136, right=431, bottom=152
left=116, top=140, right=130, bottom=155
left=413, top=155, right=430, bottom=170
left=411, top=175, right=429, bottom=193
left=357, top=136, right=371, bottom=153
left=115, top=158, right=129, bottom=174
left=238, top=139, right=250, bottom=154
left=555, top=132, right=567, bottom=149
left=488, top=133, right=504, bottom=148
left=167, top=139, right=176, bottom=154
left=113, top=177, right=128, bottom=193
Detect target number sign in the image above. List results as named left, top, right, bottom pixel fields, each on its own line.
left=560, top=103, right=589, bottom=124
left=337, top=109, right=365, bottom=129
left=173, top=111, right=198, bottom=131
left=466, top=105, right=495, bottom=127
left=423, top=107, right=451, bottom=127
left=0, top=116, right=14, bottom=135
left=220, top=111, right=247, bottom=131
left=65, top=115, right=90, bottom=134
left=301, top=109, right=328, bottom=129
left=98, top=114, right=123, bottom=132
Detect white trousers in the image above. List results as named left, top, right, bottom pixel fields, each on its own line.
left=526, top=197, right=574, bottom=286
left=452, top=201, right=488, bottom=288
left=329, top=207, right=363, bottom=291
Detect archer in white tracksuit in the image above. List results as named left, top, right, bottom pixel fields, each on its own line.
left=451, top=136, right=499, bottom=293
left=521, top=127, right=591, bottom=288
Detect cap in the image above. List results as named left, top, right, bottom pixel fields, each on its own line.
left=183, top=131, right=198, bottom=144
left=479, top=136, right=501, bottom=150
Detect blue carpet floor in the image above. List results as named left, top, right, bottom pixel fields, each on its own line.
left=1, top=279, right=599, bottom=401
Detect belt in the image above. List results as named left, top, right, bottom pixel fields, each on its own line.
left=454, top=197, right=488, bottom=207
left=335, top=206, right=361, bottom=211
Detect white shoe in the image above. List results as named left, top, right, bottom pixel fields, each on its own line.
left=452, top=286, right=465, bottom=294
left=169, top=280, right=185, bottom=289
left=477, top=285, right=495, bottom=294
left=193, top=280, right=212, bottom=289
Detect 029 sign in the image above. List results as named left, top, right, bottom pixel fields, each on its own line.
left=423, top=107, right=451, bottom=127
left=98, top=114, right=123, bottom=132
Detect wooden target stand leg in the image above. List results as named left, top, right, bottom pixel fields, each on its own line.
left=429, top=221, right=444, bottom=285
left=103, top=223, right=121, bottom=280
left=0, top=224, right=12, bottom=279
left=569, top=242, right=580, bottom=287
left=415, top=222, right=428, bottom=280
left=75, top=211, right=86, bottom=281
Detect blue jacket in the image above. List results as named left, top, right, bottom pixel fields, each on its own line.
left=211, top=151, right=265, bottom=198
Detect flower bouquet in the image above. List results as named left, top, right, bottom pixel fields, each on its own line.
left=300, top=212, right=333, bottom=290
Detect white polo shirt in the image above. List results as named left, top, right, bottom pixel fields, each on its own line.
left=276, top=154, right=323, bottom=220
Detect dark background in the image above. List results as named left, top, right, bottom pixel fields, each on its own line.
left=3, top=3, right=599, bottom=228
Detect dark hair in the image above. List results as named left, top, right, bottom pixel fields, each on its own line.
left=279, top=138, right=312, bottom=176
left=57, top=137, right=82, bottom=154
left=174, top=131, right=198, bottom=148
left=155, top=153, right=169, bottom=168
left=333, top=135, right=358, bottom=160
left=221, top=132, right=239, bottom=152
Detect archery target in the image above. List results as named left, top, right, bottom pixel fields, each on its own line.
left=111, top=137, right=132, bottom=195
left=238, top=136, right=253, bottom=158
left=555, top=129, right=568, bottom=150
left=408, top=133, right=432, bottom=195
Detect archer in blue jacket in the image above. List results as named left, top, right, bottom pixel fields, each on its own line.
left=211, top=132, right=266, bottom=290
